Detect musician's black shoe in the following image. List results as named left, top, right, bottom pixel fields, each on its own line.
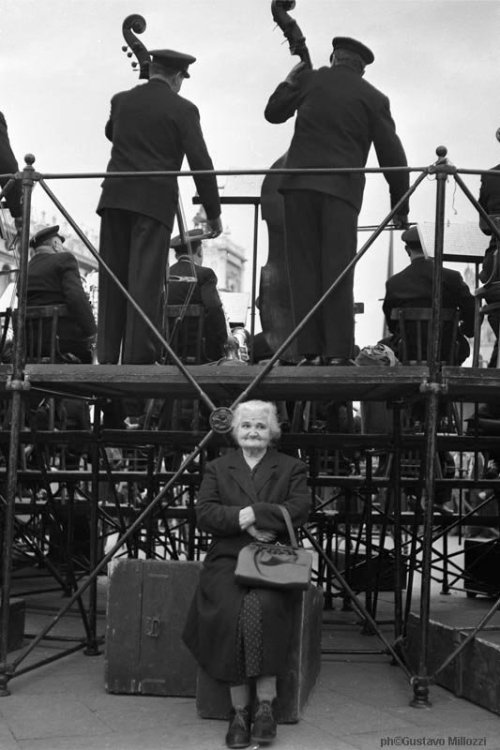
left=251, top=700, right=277, bottom=744
left=225, top=706, right=251, bottom=749
left=123, top=416, right=143, bottom=430
left=484, top=460, right=500, bottom=479
left=297, top=355, right=322, bottom=366
left=323, top=357, right=354, bottom=366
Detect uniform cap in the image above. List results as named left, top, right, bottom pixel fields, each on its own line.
left=29, top=225, right=65, bottom=248
left=401, top=225, right=422, bottom=249
left=170, top=228, right=211, bottom=249
left=149, top=49, right=196, bottom=78
left=331, top=36, right=375, bottom=65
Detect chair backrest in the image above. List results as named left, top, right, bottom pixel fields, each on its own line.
left=14, top=304, right=69, bottom=363
left=163, top=303, right=205, bottom=364
left=390, top=307, right=460, bottom=365
left=479, top=212, right=500, bottom=239
left=0, top=308, right=13, bottom=362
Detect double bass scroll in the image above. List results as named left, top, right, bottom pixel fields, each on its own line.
left=271, top=0, right=312, bottom=69
left=121, top=14, right=151, bottom=79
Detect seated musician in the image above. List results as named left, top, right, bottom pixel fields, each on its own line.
left=167, top=228, right=228, bottom=362
left=26, top=225, right=96, bottom=363
left=382, top=225, right=475, bottom=365
left=26, top=225, right=96, bottom=462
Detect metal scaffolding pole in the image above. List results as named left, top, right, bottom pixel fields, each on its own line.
left=410, top=146, right=449, bottom=707
left=0, top=155, right=35, bottom=695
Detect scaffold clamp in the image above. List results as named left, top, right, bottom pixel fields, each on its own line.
left=209, top=406, right=233, bottom=433
left=419, top=378, right=448, bottom=395
left=428, top=161, right=457, bottom=176
left=5, top=374, right=31, bottom=392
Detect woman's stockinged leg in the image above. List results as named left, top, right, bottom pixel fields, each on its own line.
left=255, top=675, right=277, bottom=702
left=253, top=675, right=278, bottom=744
left=230, top=684, right=251, bottom=710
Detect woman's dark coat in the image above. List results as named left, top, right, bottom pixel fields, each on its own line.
left=182, top=447, right=311, bottom=683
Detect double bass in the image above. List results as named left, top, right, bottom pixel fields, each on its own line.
left=259, top=1, right=312, bottom=360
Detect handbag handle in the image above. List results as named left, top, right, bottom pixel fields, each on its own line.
left=278, top=505, right=299, bottom=548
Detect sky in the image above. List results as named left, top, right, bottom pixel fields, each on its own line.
left=1, top=0, right=500, bottom=346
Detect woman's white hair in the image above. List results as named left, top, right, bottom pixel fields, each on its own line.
left=231, top=400, right=281, bottom=442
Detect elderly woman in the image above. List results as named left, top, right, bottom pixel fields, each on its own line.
left=183, top=399, right=311, bottom=748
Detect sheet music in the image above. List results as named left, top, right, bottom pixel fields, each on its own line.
left=219, top=291, right=250, bottom=327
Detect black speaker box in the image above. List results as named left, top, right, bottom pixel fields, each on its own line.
left=464, top=537, right=500, bottom=597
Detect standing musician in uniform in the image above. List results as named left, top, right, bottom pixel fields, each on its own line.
left=96, top=49, right=222, bottom=367
left=264, top=36, right=409, bottom=365
left=0, top=111, right=22, bottom=229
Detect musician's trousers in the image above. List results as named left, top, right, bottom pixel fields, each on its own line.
left=97, top=208, right=170, bottom=365
left=283, top=190, right=358, bottom=359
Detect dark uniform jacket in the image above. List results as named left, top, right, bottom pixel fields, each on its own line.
left=479, top=163, right=500, bottom=217
left=0, top=111, right=22, bottom=219
left=182, top=448, right=311, bottom=683
left=97, top=78, right=220, bottom=230
left=167, top=257, right=228, bottom=361
left=264, top=65, right=409, bottom=214
left=383, top=256, right=475, bottom=363
left=26, top=250, right=97, bottom=359
left=478, top=163, right=500, bottom=283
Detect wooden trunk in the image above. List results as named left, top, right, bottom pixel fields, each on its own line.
left=105, top=558, right=200, bottom=696
left=196, top=584, right=324, bottom=723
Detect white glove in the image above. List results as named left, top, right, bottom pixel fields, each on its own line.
left=207, top=216, right=223, bottom=238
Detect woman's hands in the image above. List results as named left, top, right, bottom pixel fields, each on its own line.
left=239, top=506, right=256, bottom=530
left=239, top=506, right=276, bottom=543
left=247, top=525, right=277, bottom=543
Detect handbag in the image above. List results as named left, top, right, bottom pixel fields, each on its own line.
left=234, top=505, right=312, bottom=591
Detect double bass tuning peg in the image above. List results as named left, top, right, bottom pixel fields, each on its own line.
left=121, top=45, right=128, bottom=52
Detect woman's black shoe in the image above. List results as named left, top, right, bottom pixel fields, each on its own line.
left=251, top=700, right=277, bottom=744
left=225, top=706, right=251, bottom=749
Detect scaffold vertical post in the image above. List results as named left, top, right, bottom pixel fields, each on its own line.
left=392, top=400, right=404, bottom=646
left=0, top=155, right=36, bottom=695
left=84, top=402, right=102, bottom=656
left=410, top=146, right=448, bottom=708
left=249, top=201, right=260, bottom=361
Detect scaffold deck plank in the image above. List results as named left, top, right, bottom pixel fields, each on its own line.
left=1, top=364, right=498, bottom=404
left=0, top=363, right=432, bottom=402
left=442, top=366, right=500, bottom=401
